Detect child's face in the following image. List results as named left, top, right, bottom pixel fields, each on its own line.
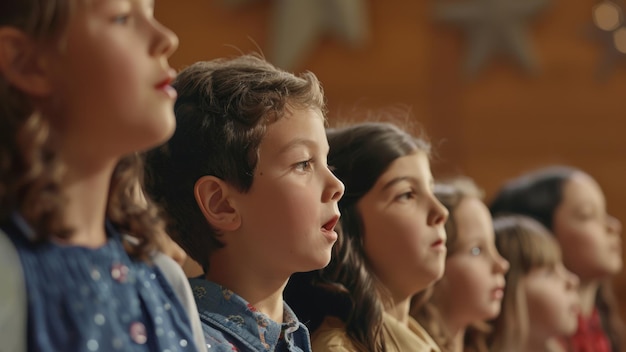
left=553, top=172, right=622, bottom=282
left=523, top=263, right=580, bottom=340
left=358, top=152, right=448, bottom=298
left=46, top=0, right=178, bottom=158
left=436, top=197, right=508, bottom=326
left=232, top=108, right=344, bottom=277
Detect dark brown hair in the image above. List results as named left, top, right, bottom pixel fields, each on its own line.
left=143, top=54, right=325, bottom=271
left=285, top=121, right=431, bottom=352
left=0, top=0, right=165, bottom=259
left=490, top=166, right=624, bottom=352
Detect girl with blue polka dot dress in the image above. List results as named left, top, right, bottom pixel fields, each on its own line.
left=0, top=1, right=201, bottom=351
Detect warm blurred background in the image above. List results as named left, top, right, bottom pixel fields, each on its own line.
left=156, top=0, right=626, bottom=318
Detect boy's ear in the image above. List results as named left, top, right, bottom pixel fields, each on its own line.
left=194, top=176, right=241, bottom=232
left=0, top=27, right=53, bottom=97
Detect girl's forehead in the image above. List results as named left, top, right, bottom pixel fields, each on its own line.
left=375, top=152, right=431, bottom=184
left=454, top=198, right=491, bottom=229
left=560, top=172, right=604, bottom=209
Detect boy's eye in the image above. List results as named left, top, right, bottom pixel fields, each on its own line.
left=470, top=247, right=482, bottom=256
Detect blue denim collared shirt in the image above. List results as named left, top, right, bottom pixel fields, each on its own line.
left=190, top=278, right=312, bottom=352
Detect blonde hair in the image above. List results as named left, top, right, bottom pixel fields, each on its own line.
left=0, top=0, right=167, bottom=259
left=487, top=215, right=563, bottom=351
left=412, top=176, right=490, bottom=352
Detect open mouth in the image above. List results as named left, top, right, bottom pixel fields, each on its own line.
left=322, top=215, right=339, bottom=232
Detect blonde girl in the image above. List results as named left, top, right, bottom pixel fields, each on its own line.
left=488, top=215, right=580, bottom=352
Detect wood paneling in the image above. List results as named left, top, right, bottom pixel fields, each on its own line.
left=157, top=0, right=626, bottom=318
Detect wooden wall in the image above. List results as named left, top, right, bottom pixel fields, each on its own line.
left=156, top=0, right=626, bottom=317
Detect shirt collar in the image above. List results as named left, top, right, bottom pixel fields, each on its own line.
left=190, top=277, right=310, bottom=351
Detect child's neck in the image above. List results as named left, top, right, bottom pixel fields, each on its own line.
left=578, top=280, right=600, bottom=317
left=449, top=326, right=466, bottom=352
left=527, top=330, right=567, bottom=352
left=56, top=157, right=117, bottom=248
left=524, top=341, right=548, bottom=352
left=525, top=336, right=555, bottom=352
left=436, top=308, right=467, bottom=352
left=206, top=252, right=287, bottom=323
left=383, top=292, right=412, bottom=326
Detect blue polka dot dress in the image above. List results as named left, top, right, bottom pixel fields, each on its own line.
left=3, top=214, right=199, bottom=352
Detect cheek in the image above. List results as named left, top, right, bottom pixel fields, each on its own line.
left=387, top=218, right=428, bottom=257
left=527, top=283, right=565, bottom=323
left=444, top=262, right=470, bottom=287
left=556, top=224, right=597, bottom=254
left=446, top=261, right=488, bottom=296
left=363, top=214, right=422, bottom=264
left=255, top=180, right=318, bottom=221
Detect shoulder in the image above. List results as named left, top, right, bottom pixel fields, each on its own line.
left=0, top=227, right=27, bottom=352
left=153, top=252, right=189, bottom=296
left=152, top=253, right=208, bottom=352
left=311, top=316, right=356, bottom=352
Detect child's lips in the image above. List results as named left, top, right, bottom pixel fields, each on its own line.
left=155, top=77, right=172, bottom=89
left=430, top=237, right=446, bottom=252
left=491, top=287, right=505, bottom=300
left=155, top=69, right=177, bottom=98
left=322, top=215, right=339, bottom=232
left=321, top=215, right=340, bottom=241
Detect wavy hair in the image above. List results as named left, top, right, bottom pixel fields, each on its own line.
left=286, top=121, right=431, bottom=352
left=143, top=54, right=325, bottom=271
left=0, top=0, right=167, bottom=260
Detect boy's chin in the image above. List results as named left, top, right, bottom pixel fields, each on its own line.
left=298, top=253, right=333, bottom=272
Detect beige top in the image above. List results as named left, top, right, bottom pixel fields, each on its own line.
left=312, top=312, right=441, bottom=352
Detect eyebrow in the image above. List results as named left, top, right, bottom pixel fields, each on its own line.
left=381, top=176, right=434, bottom=191
left=381, top=176, right=420, bottom=191
left=92, top=0, right=129, bottom=9
left=93, top=0, right=154, bottom=10
left=278, top=138, right=321, bottom=154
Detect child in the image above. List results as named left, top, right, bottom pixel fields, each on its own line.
left=490, top=166, right=624, bottom=352
left=488, top=215, right=580, bottom=352
left=143, top=54, right=345, bottom=351
left=285, top=121, right=448, bottom=352
left=0, top=0, right=202, bottom=351
left=411, top=177, right=509, bottom=352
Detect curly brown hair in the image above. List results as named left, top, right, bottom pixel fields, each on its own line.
left=0, top=0, right=168, bottom=260
left=143, top=54, right=326, bottom=271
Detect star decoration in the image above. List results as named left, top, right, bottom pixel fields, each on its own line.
left=436, top=0, right=550, bottom=76
left=270, top=0, right=369, bottom=69
left=590, top=0, right=626, bottom=78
